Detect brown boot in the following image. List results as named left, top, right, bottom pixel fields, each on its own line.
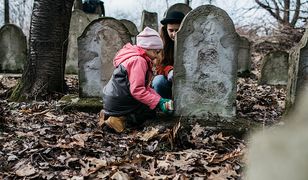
left=105, top=116, right=126, bottom=133
left=98, top=109, right=105, bottom=127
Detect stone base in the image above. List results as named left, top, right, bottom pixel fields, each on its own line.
left=143, top=114, right=261, bottom=138
left=59, top=94, right=103, bottom=113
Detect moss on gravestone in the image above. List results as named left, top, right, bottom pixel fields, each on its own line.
left=59, top=94, right=103, bottom=113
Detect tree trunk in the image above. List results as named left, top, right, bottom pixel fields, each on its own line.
left=73, top=0, right=83, bottom=10
left=4, top=0, right=9, bottom=24
left=10, top=0, right=74, bottom=101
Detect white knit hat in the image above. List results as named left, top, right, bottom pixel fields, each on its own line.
left=136, top=27, right=163, bottom=50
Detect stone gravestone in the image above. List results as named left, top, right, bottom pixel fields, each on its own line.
left=259, top=51, right=289, bottom=85
left=286, top=26, right=308, bottom=110
left=173, top=5, right=239, bottom=118
left=66, top=9, right=100, bottom=74
left=140, top=10, right=158, bottom=31
left=0, top=24, right=27, bottom=73
left=237, top=36, right=251, bottom=75
left=78, top=17, right=131, bottom=97
left=120, top=19, right=139, bottom=44
left=164, top=3, right=192, bottom=16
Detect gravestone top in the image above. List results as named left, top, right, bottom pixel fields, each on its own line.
left=164, top=3, right=192, bottom=17
left=286, top=25, right=308, bottom=111
left=259, top=50, right=289, bottom=85
left=66, top=9, right=100, bottom=74
left=0, top=24, right=27, bottom=73
left=173, top=5, right=239, bottom=118
left=140, top=10, right=158, bottom=31
left=120, top=19, right=139, bottom=36
left=237, top=36, right=251, bottom=75
left=78, top=17, right=131, bottom=98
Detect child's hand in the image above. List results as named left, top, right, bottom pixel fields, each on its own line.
left=159, top=98, right=174, bottom=115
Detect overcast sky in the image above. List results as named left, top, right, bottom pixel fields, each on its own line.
left=103, top=0, right=268, bottom=29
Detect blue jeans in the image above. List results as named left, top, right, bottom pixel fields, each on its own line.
left=152, top=75, right=172, bottom=99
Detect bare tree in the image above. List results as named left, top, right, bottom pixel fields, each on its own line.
left=255, top=0, right=308, bottom=28
left=4, top=0, right=9, bottom=24
left=10, top=0, right=74, bottom=101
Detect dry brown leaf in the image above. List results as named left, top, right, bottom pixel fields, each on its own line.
left=137, top=127, right=159, bottom=141
left=253, top=104, right=267, bottom=110
left=207, top=164, right=238, bottom=180
left=191, top=124, right=205, bottom=139
left=57, top=133, right=92, bottom=148
left=111, top=171, right=129, bottom=180
left=15, top=164, right=36, bottom=177
left=80, top=157, right=107, bottom=176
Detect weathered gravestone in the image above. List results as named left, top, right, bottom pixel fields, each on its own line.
left=286, top=26, right=308, bottom=111
left=66, top=9, right=100, bottom=74
left=140, top=10, right=158, bottom=31
left=120, top=19, right=138, bottom=44
left=238, top=36, right=251, bottom=75
left=173, top=5, right=239, bottom=118
left=0, top=24, right=27, bottom=73
left=259, top=50, right=289, bottom=85
left=78, top=17, right=131, bottom=97
left=164, top=3, right=192, bottom=16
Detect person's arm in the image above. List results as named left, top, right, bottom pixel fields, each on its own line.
left=125, top=57, right=161, bottom=109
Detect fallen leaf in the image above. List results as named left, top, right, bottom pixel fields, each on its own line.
left=15, top=164, right=36, bottom=177
left=137, top=127, right=159, bottom=141
left=111, top=171, right=129, bottom=180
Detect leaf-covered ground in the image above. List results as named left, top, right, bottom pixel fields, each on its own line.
left=0, top=50, right=286, bottom=179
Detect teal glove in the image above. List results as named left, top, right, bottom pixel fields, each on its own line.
left=159, top=98, right=174, bottom=114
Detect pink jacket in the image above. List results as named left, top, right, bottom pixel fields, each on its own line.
left=113, top=43, right=161, bottom=109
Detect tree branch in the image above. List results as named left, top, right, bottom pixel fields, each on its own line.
left=255, top=0, right=283, bottom=22
left=291, top=0, right=301, bottom=26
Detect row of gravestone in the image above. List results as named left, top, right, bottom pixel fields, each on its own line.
left=77, top=4, right=308, bottom=119
left=0, top=4, right=305, bottom=119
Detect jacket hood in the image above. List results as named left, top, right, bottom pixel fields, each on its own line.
left=113, top=43, right=150, bottom=67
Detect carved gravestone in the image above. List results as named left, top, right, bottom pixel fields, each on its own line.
left=78, top=17, right=131, bottom=97
left=66, top=9, right=100, bottom=74
left=164, top=3, right=192, bottom=16
left=259, top=51, right=289, bottom=85
left=120, top=19, right=138, bottom=44
left=173, top=5, right=239, bottom=118
left=238, top=36, right=251, bottom=75
left=140, top=10, right=158, bottom=31
left=0, top=24, right=27, bottom=73
left=286, top=26, right=308, bottom=110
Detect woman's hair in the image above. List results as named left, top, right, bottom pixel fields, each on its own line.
left=159, top=25, right=174, bottom=66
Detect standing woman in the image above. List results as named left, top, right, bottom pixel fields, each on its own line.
left=152, top=11, right=185, bottom=99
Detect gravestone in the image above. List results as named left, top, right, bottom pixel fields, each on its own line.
left=66, top=9, right=99, bottom=74
left=140, top=10, right=158, bottom=31
left=78, top=17, right=131, bottom=97
left=164, top=3, right=192, bottom=16
left=120, top=19, right=139, bottom=44
left=259, top=51, right=289, bottom=85
left=286, top=26, right=308, bottom=110
left=0, top=24, right=27, bottom=73
left=173, top=5, right=239, bottom=118
left=238, top=36, right=251, bottom=75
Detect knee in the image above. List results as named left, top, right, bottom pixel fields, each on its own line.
left=152, top=75, right=167, bottom=89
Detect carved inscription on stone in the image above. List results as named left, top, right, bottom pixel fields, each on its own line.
left=173, top=5, right=238, bottom=118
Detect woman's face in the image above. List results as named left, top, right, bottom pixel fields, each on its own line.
left=167, top=23, right=181, bottom=41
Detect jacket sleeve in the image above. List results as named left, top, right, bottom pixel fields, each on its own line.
left=124, top=57, right=161, bottom=109
left=163, top=65, right=173, bottom=77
